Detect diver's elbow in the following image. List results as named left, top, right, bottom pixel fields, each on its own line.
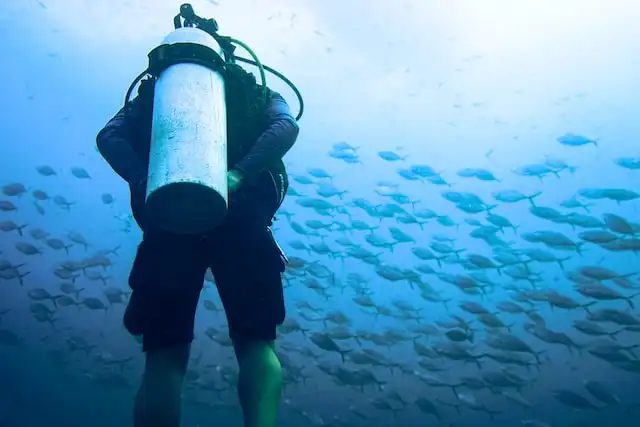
left=283, top=117, right=300, bottom=151
left=95, top=127, right=108, bottom=157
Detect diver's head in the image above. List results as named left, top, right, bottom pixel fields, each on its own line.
left=224, top=63, right=263, bottom=107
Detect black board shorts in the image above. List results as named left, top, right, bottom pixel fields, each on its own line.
left=125, top=168, right=288, bottom=352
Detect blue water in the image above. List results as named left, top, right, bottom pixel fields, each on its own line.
left=1, top=1, right=639, bottom=426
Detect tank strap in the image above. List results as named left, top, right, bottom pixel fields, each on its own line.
left=146, top=42, right=227, bottom=78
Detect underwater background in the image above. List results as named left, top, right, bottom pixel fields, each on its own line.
left=1, top=0, right=640, bottom=426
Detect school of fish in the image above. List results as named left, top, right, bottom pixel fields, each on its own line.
left=0, top=130, right=639, bottom=427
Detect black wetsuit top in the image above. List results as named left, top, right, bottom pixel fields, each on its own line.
left=96, top=83, right=299, bottom=229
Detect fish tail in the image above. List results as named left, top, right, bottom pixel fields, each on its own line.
left=452, top=386, right=464, bottom=402
left=533, top=351, right=543, bottom=364
left=583, top=301, right=597, bottom=313
left=527, top=192, right=542, bottom=207
left=18, top=271, right=31, bottom=287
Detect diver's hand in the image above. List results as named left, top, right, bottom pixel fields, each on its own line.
left=227, top=169, right=244, bottom=194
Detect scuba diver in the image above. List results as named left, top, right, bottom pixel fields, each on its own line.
left=96, top=5, right=303, bottom=427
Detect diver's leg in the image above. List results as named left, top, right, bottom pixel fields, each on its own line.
left=125, top=233, right=208, bottom=427
left=234, top=339, right=283, bottom=427
left=210, top=231, right=286, bottom=427
left=134, top=344, right=190, bottom=427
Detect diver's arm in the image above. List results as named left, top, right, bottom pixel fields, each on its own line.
left=96, top=97, right=149, bottom=185
left=234, top=92, right=300, bottom=183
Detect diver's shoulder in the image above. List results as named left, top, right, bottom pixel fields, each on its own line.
left=264, top=89, right=294, bottom=117
left=265, top=88, right=286, bottom=102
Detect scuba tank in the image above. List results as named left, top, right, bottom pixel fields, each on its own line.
left=123, top=3, right=303, bottom=235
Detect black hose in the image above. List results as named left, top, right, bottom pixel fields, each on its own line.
left=124, top=59, right=304, bottom=121
left=234, top=56, right=304, bottom=121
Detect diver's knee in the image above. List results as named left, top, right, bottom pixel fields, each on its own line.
left=144, top=344, right=191, bottom=380
left=234, top=339, right=281, bottom=374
